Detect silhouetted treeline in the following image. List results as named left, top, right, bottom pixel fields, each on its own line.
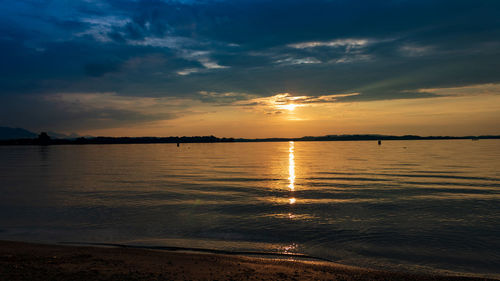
left=0, top=135, right=234, bottom=145
left=1, top=133, right=499, bottom=146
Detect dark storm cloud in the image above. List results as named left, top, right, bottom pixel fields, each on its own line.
left=1, top=0, right=500, bottom=130
left=84, top=60, right=122, bottom=77
left=0, top=94, right=179, bottom=131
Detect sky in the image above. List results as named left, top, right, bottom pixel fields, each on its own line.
left=0, top=0, right=499, bottom=138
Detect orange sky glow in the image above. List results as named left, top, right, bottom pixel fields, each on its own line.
left=71, top=83, right=500, bottom=138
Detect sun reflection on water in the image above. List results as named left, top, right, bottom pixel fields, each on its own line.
left=279, top=243, right=299, bottom=254
left=288, top=141, right=296, bottom=206
left=288, top=141, right=295, bottom=191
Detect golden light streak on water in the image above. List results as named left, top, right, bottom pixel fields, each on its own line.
left=288, top=141, right=295, bottom=191
left=288, top=141, right=296, bottom=206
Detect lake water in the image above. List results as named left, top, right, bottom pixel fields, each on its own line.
left=1, top=140, right=499, bottom=277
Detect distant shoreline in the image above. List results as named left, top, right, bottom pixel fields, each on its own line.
left=1, top=134, right=499, bottom=146
left=0, top=240, right=497, bottom=281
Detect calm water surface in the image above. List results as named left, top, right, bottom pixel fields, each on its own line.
left=1, top=140, right=500, bottom=277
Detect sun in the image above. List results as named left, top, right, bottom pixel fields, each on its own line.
left=280, top=104, right=299, bottom=111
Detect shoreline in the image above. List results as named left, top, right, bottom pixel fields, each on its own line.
left=0, top=240, right=497, bottom=281
left=1, top=135, right=498, bottom=146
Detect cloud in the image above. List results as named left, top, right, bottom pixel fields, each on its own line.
left=198, top=91, right=258, bottom=104
left=128, top=36, right=196, bottom=49
left=180, top=50, right=228, bottom=70
left=177, top=68, right=201, bottom=76
left=274, top=57, right=322, bottom=65
left=76, top=16, right=131, bottom=42
left=234, top=92, right=360, bottom=113
left=399, top=44, right=434, bottom=57
left=415, top=83, right=500, bottom=97
left=0, top=92, right=192, bottom=132
left=288, top=39, right=371, bottom=49
left=127, top=37, right=229, bottom=72
left=333, top=54, right=372, bottom=64
left=84, top=61, right=122, bottom=77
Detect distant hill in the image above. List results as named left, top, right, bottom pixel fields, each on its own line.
left=0, top=127, right=37, bottom=140
left=0, top=127, right=82, bottom=140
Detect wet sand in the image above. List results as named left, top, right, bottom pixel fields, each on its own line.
left=0, top=240, right=496, bottom=281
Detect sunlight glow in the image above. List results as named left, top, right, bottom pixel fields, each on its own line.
left=280, top=103, right=299, bottom=111
left=288, top=141, right=295, bottom=191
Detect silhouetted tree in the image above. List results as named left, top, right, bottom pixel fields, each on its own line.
left=37, top=132, right=51, bottom=145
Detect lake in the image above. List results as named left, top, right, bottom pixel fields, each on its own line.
left=1, top=140, right=499, bottom=277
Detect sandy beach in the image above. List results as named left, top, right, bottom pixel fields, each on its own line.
left=0, top=240, right=496, bottom=281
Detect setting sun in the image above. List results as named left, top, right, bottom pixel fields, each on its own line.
left=280, top=104, right=299, bottom=111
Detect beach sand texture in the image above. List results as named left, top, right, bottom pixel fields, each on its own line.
left=0, top=241, right=497, bottom=281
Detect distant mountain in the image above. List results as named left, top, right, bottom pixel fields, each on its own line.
left=0, top=127, right=37, bottom=140
left=0, top=127, right=83, bottom=140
